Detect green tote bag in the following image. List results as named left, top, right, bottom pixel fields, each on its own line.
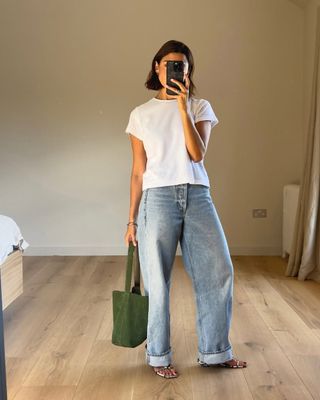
left=112, top=242, right=149, bottom=348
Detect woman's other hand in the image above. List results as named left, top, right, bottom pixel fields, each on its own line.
left=125, top=224, right=138, bottom=247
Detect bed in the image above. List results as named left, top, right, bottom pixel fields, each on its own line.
left=0, top=215, right=29, bottom=310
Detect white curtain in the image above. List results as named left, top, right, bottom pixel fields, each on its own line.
left=286, top=6, right=320, bottom=282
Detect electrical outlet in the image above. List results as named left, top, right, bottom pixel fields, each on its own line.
left=252, top=209, right=267, bottom=218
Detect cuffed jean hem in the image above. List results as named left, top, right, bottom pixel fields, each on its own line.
left=198, top=346, right=233, bottom=364
left=145, top=349, right=173, bottom=367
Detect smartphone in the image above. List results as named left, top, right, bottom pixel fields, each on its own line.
left=166, top=60, right=185, bottom=95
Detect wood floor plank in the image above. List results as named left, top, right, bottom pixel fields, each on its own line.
left=312, top=328, right=320, bottom=341
left=11, top=385, right=76, bottom=400
left=233, top=278, right=313, bottom=400
left=265, top=277, right=320, bottom=329
left=240, top=273, right=320, bottom=355
left=71, top=340, right=138, bottom=400
left=240, top=272, right=320, bottom=399
left=2, top=255, right=320, bottom=399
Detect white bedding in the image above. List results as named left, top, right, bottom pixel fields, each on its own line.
left=0, top=215, right=29, bottom=265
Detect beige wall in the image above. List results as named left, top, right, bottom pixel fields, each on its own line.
left=0, top=0, right=306, bottom=256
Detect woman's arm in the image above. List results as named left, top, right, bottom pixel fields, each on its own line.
left=125, top=134, right=146, bottom=246
left=180, top=113, right=212, bottom=163
left=166, top=77, right=212, bottom=163
left=128, top=134, right=147, bottom=222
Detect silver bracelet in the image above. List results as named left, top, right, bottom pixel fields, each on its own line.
left=127, top=221, right=138, bottom=227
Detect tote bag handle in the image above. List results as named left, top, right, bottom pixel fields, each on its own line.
left=125, top=242, right=142, bottom=294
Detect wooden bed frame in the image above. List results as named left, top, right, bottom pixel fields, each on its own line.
left=0, top=250, right=23, bottom=311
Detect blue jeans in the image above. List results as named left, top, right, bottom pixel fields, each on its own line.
left=136, top=183, right=234, bottom=367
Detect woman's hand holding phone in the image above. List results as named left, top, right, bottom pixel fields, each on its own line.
left=165, top=75, right=190, bottom=113
left=165, top=60, right=190, bottom=112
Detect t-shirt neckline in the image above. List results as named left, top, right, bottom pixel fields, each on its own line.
left=152, top=97, right=177, bottom=102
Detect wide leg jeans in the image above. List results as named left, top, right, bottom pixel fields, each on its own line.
left=136, top=183, right=234, bottom=367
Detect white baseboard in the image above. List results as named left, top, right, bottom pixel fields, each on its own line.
left=23, top=245, right=282, bottom=257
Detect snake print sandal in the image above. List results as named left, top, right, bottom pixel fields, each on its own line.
left=153, top=364, right=179, bottom=378
left=145, top=344, right=179, bottom=378
left=198, top=358, right=247, bottom=368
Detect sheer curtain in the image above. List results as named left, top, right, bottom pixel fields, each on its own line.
left=286, top=6, right=320, bottom=282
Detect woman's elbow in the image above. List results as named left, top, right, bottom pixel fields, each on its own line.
left=192, top=151, right=205, bottom=163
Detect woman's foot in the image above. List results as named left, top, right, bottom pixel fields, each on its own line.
left=145, top=344, right=179, bottom=378
left=152, top=364, right=179, bottom=378
left=198, top=357, right=247, bottom=368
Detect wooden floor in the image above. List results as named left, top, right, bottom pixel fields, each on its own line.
left=3, top=255, right=320, bottom=400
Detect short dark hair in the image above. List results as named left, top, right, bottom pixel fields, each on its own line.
left=145, top=40, right=197, bottom=97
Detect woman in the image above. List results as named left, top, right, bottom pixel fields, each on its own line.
left=124, top=40, right=247, bottom=379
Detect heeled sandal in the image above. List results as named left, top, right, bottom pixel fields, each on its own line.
left=198, top=357, right=247, bottom=368
left=152, top=364, right=179, bottom=378
left=145, top=344, right=179, bottom=378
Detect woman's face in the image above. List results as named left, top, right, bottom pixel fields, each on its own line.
left=155, top=52, right=189, bottom=90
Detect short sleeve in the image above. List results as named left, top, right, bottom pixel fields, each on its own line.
left=194, top=99, right=219, bottom=129
left=125, top=107, right=144, bottom=141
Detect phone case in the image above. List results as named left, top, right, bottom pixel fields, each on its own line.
left=166, top=61, right=185, bottom=95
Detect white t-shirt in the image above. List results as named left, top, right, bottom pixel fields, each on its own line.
left=125, top=97, right=219, bottom=191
